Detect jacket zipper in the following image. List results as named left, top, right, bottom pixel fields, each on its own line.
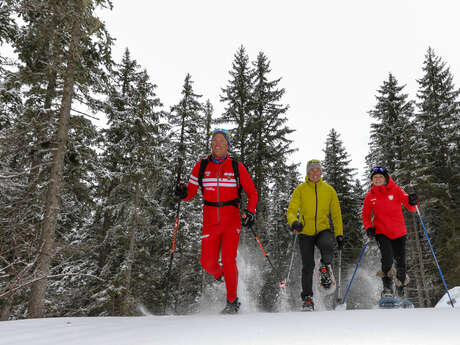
left=314, top=184, right=318, bottom=234
left=217, top=164, right=221, bottom=223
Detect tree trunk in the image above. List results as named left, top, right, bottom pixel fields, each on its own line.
left=27, top=18, right=80, bottom=319
left=120, top=182, right=140, bottom=315
left=0, top=296, right=12, bottom=321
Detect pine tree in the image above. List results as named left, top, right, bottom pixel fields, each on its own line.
left=91, top=48, right=167, bottom=316
left=322, top=129, right=362, bottom=251
left=219, top=45, right=254, bottom=160
left=0, top=0, right=114, bottom=318
left=414, top=47, right=460, bottom=295
left=165, top=73, right=205, bottom=313
left=365, top=73, right=415, bottom=185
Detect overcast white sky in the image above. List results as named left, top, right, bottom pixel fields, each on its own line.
left=98, top=0, right=460, bottom=180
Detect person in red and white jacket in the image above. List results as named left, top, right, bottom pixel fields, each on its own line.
left=362, top=167, right=418, bottom=298
left=175, top=129, right=258, bottom=314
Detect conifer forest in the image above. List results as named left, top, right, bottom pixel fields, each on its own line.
left=1, top=1, right=459, bottom=319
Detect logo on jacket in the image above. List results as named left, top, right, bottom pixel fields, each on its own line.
left=388, top=195, right=394, bottom=200
left=205, top=171, right=211, bottom=176
left=236, top=228, right=241, bottom=234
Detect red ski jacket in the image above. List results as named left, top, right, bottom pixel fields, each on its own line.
left=362, top=176, right=416, bottom=239
left=183, top=156, right=258, bottom=226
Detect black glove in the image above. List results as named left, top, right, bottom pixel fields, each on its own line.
left=408, top=193, right=418, bottom=206
left=291, top=220, right=303, bottom=233
left=366, top=227, right=376, bottom=239
left=242, top=210, right=255, bottom=227
left=336, top=235, right=344, bottom=250
left=174, top=182, right=187, bottom=199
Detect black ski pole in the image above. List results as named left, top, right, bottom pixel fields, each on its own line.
left=245, top=220, right=285, bottom=288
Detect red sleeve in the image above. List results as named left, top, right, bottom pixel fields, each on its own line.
left=238, top=162, right=258, bottom=213
left=362, top=193, right=373, bottom=229
left=182, top=160, right=201, bottom=201
left=397, top=186, right=416, bottom=213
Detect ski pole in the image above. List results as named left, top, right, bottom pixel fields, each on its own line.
left=415, top=205, right=455, bottom=308
left=245, top=220, right=285, bottom=288
left=284, top=232, right=298, bottom=287
left=341, top=242, right=368, bottom=305
left=336, top=249, right=342, bottom=305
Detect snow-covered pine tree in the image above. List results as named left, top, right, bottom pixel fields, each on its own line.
left=165, top=73, right=206, bottom=314
left=365, top=73, right=415, bottom=185
left=218, top=45, right=254, bottom=161
left=236, top=51, right=296, bottom=309
left=91, top=48, right=167, bottom=316
left=260, top=166, right=300, bottom=310
left=202, top=99, right=214, bottom=155
left=322, top=128, right=362, bottom=251
left=0, top=0, right=113, bottom=319
left=414, top=48, right=460, bottom=295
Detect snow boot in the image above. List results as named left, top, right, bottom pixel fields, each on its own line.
left=319, top=264, right=333, bottom=289
left=395, top=274, right=409, bottom=297
left=302, top=295, right=314, bottom=312
left=381, top=276, right=394, bottom=298
left=221, top=297, right=240, bottom=314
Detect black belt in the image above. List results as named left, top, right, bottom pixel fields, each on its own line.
left=204, top=199, right=240, bottom=207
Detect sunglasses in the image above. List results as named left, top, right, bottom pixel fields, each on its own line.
left=212, top=128, right=229, bottom=135
left=371, top=167, right=387, bottom=174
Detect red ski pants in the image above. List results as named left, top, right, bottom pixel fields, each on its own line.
left=200, top=220, right=241, bottom=302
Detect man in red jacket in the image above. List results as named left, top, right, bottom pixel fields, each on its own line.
left=175, top=129, right=258, bottom=314
left=362, top=167, right=418, bottom=298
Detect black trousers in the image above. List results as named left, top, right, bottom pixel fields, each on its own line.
left=375, top=234, right=407, bottom=283
left=298, top=230, right=335, bottom=298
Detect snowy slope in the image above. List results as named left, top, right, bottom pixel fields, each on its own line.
left=1, top=288, right=458, bottom=345
left=1, top=307, right=459, bottom=345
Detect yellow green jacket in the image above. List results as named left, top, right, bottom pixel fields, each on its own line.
left=286, top=177, right=343, bottom=237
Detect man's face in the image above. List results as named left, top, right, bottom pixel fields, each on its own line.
left=308, top=168, right=322, bottom=183
left=211, top=133, right=228, bottom=157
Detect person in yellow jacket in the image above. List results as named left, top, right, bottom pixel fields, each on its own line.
left=286, top=159, right=344, bottom=311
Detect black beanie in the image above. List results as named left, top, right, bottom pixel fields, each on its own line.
left=370, top=167, right=389, bottom=183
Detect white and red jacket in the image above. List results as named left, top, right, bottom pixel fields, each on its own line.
left=183, top=156, right=258, bottom=226
left=362, top=176, right=416, bottom=239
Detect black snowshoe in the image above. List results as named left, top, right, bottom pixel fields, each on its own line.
left=221, top=297, right=240, bottom=314
left=302, top=296, right=314, bottom=312
left=319, top=264, right=333, bottom=289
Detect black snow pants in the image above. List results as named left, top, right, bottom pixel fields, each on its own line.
left=298, top=229, right=335, bottom=298
left=375, top=234, right=407, bottom=284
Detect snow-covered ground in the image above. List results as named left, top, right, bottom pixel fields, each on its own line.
left=1, top=288, right=459, bottom=345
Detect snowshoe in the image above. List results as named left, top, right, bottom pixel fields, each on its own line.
left=318, top=264, right=333, bottom=289
left=378, top=295, right=399, bottom=308
left=302, top=296, right=314, bottom=312
left=379, top=288, right=399, bottom=308
left=221, top=297, right=240, bottom=314
left=317, top=264, right=336, bottom=296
